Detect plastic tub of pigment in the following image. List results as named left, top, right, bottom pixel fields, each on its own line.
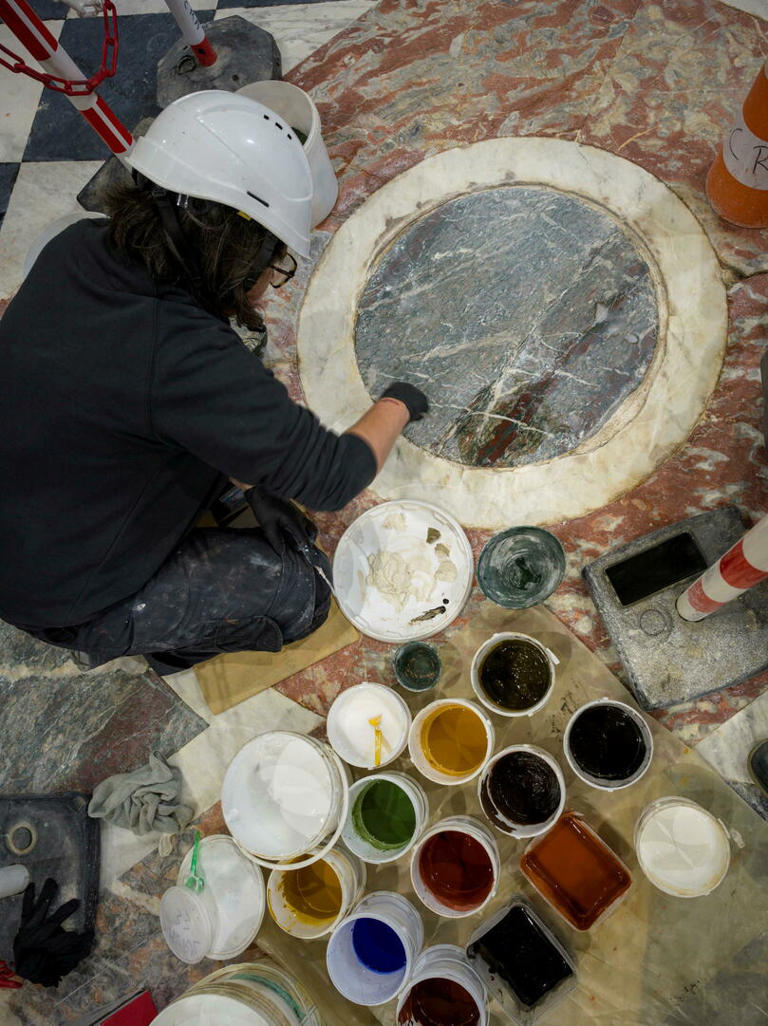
left=393, top=642, right=442, bottom=693
left=478, top=745, right=565, bottom=839
left=342, top=772, right=429, bottom=865
left=466, top=900, right=576, bottom=1021
left=520, top=811, right=632, bottom=931
left=470, top=632, right=558, bottom=718
left=327, top=682, right=411, bottom=769
left=160, top=882, right=221, bottom=964
left=396, top=944, right=488, bottom=1026
left=634, top=796, right=731, bottom=897
left=477, top=527, right=566, bottom=609
left=221, top=731, right=349, bottom=870
left=563, top=698, right=653, bottom=790
left=176, top=835, right=266, bottom=960
left=267, top=845, right=366, bottom=939
left=152, top=960, right=324, bottom=1025
left=326, top=891, right=424, bottom=1006
left=410, top=816, right=499, bottom=918
left=408, top=699, right=495, bottom=786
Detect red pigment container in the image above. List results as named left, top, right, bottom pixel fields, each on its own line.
left=411, top=816, right=499, bottom=918
left=520, top=811, right=631, bottom=931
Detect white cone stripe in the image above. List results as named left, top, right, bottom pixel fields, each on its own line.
left=742, top=515, right=768, bottom=572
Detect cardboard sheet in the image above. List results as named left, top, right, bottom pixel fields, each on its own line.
left=195, top=599, right=359, bottom=715
left=258, top=604, right=768, bottom=1026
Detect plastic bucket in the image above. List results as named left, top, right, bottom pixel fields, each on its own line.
left=151, top=960, right=324, bottom=1025
left=222, top=731, right=350, bottom=870
left=342, top=771, right=428, bottom=864
left=410, top=816, right=499, bottom=918
left=326, top=891, right=424, bottom=1006
left=236, top=80, right=338, bottom=227
left=563, top=698, right=653, bottom=790
left=478, top=745, right=565, bottom=839
left=470, top=632, right=558, bottom=717
left=408, top=699, right=494, bottom=786
left=176, top=834, right=266, bottom=959
left=634, top=796, right=731, bottom=897
left=396, top=945, right=488, bottom=1026
left=327, top=683, right=411, bottom=769
left=267, top=846, right=366, bottom=939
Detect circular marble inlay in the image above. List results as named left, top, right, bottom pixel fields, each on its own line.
left=355, top=186, right=659, bottom=468
left=297, top=138, right=727, bottom=528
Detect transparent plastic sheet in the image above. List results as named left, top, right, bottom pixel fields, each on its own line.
left=257, top=604, right=768, bottom=1026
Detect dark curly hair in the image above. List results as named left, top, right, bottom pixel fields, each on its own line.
left=104, top=180, right=283, bottom=331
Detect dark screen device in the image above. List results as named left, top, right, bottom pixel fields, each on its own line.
left=605, top=532, right=708, bottom=607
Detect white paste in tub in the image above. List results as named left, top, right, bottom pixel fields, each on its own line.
left=328, top=684, right=409, bottom=768
left=636, top=802, right=730, bottom=896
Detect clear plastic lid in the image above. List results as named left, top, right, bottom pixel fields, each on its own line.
left=159, top=885, right=215, bottom=964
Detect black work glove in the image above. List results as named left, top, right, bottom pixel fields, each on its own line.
left=379, top=382, right=429, bottom=422
left=13, top=879, right=94, bottom=988
left=244, top=487, right=318, bottom=557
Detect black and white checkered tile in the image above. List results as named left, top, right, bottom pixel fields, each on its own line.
left=0, top=0, right=372, bottom=299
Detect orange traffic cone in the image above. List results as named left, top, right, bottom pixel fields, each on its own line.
left=706, top=58, right=768, bottom=228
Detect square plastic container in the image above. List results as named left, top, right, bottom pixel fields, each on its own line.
left=466, top=899, right=576, bottom=1022
left=520, top=812, right=632, bottom=931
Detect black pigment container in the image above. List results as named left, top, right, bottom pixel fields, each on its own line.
left=563, top=698, right=653, bottom=790
left=467, top=899, right=576, bottom=1017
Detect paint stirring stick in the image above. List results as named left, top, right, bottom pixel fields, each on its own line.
left=369, top=716, right=383, bottom=767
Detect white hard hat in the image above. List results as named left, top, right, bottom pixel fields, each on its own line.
left=125, top=90, right=314, bottom=257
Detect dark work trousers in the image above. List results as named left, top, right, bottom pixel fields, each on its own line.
left=22, top=528, right=332, bottom=675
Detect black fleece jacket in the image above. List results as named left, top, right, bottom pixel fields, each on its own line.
left=0, top=220, right=375, bottom=628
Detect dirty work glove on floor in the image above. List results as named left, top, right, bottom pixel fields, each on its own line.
left=13, top=879, right=94, bottom=988
left=244, top=488, right=318, bottom=557
left=379, top=382, right=429, bottom=422
left=88, top=752, right=193, bottom=836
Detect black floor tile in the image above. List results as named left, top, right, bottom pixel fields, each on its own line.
left=0, top=162, right=20, bottom=230
left=23, top=9, right=213, bottom=161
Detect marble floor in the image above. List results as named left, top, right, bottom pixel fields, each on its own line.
left=1, top=0, right=767, bottom=1022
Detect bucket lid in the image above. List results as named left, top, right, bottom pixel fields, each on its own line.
left=177, top=835, right=265, bottom=959
left=151, top=992, right=287, bottom=1026
left=223, top=733, right=339, bottom=860
left=160, top=886, right=214, bottom=964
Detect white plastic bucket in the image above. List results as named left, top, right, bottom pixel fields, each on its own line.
left=267, top=846, right=366, bottom=939
left=563, top=698, right=653, bottom=790
left=221, top=731, right=350, bottom=870
left=326, top=891, right=424, bottom=1006
left=151, top=961, right=324, bottom=1025
left=327, top=683, right=411, bottom=769
left=470, top=632, right=558, bottom=717
left=410, top=816, right=499, bottom=918
left=341, top=771, right=428, bottom=864
left=634, top=796, right=731, bottom=897
left=408, top=699, right=494, bottom=786
left=236, top=80, right=338, bottom=227
left=396, top=945, right=488, bottom=1026
left=176, top=835, right=265, bottom=959
left=477, top=744, right=565, bottom=839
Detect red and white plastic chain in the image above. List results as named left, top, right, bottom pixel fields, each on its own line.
left=0, top=0, right=119, bottom=95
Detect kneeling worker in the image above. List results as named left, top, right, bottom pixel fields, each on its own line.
left=0, top=90, right=428, bottom=673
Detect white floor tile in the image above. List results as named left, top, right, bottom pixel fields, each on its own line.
left=0, top=21, right=64, bottom=163
left=0, top=159, right=103, bottom=301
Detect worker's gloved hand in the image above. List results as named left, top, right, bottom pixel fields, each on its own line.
left=13, top=879, right=94, bottom=988
left=245, top=487, right=318, bottom=556
left=379, top=382, right=429, bottom=422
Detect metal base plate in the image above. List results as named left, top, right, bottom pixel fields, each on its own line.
left=583, top=506, right=768, bottom=710
left=156, top=16, right=281, bottom=108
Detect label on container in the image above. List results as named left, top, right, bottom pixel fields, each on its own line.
left=723, top=111, right=768, bottom=190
